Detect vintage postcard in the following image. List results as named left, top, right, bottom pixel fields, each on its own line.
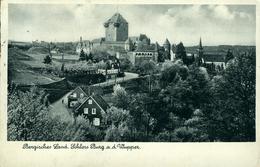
left=0, top=0, right=259, bottom=166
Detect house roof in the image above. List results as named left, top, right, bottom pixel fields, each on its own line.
left=203, top=53, right=225, bottom=62
left=75, top=94, right=109, bottom=112
left=69, top=86, right=88, bottom=97
left=105, top=13, right=128, bottom=24
left=92, top=94, right=110, bottom=111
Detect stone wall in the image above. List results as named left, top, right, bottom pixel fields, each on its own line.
left=105, top=23, right=128, bottom=42
left=105, top=24, right=117, bottom=41
left=116, top=22, right=128, bottom=41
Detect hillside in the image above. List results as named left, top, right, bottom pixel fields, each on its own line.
left=8, top=48, right=62, bottom=85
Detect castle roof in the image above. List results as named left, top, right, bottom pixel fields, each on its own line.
left=105, top=13, right=128, bottom=24
left=135, top=43, right=156, bottom=52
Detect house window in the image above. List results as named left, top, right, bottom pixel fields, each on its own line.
left=92, top=108, right=96, bottom=114
left=88, top=99, right=93, bottom=104
left=72, top=93, right=77, bottom=98
left=80, top=93, right=84, bottom=98
left=93, top=118, right=100, bottom=126
left=84, top=108, right=88, bottom=114
left=70, top=101, right=77, bottom=107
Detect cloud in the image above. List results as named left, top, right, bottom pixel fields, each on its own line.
left=210, top=5, right=235, bottom=20
left=8, top=4, right=255, bottom=46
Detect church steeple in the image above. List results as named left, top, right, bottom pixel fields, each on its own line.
left=197, top=37, right=204, bottom=66
left=199, top=37, right=203, bottom=50
left=198, top=37, right=203, bottom=58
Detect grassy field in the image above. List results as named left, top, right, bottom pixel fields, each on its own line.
left=8, top=48, right=62, bottom=85
left=52, top=53, right=79, bottom=60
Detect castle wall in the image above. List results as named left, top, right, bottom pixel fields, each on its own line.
left=105, top=23, right=128, bottom=42
left=127, top=51, right=158, bottom=66
left=116, top=23, right=128, bottom=41
left=105, top=24, right=117, bottom=41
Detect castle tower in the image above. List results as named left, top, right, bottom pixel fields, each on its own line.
left=104, top=13, right=128, bottom=42
left=125, top=38, right=133, bottom=51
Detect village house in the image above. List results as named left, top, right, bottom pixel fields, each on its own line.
left=197, top=38, right=226, bottom=70
left=201, top=53, right=226, bottom=69
left=74, top=94, right=109, bottom=126
left=67, top=86, right=88, bottom=108
left=67, top=86, right=109, bottom=126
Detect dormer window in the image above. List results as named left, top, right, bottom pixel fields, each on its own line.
left=80, top=93, right=84, bottom=98
left=72, top=93, right=77, bottom=98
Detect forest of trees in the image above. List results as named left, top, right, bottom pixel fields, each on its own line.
left=7, top=50, right=255, bottom=142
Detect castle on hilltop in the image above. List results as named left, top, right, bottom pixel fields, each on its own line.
left=76, top=13, right=175, bottom=65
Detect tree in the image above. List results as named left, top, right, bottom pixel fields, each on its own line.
left=160, top=60, right=189, bottom=88
left=79, top=49, right=86, bottom=61
left=88, top=52, right=93, bottom=61
left=72, top=116, right=103, bottom=141
left=139, top=60, right=158, bottom=75
left=120, top=58, right=133, bottom=72
left=112, top=84, right=129, bottom=110
left=43, top=55, right=52, bottom=64
left=161, top=60, right=174, bottom=71
left=8, top=87, right=52, bottom=141
left=103, top=107, right=132, bottom=141
left=104, top=122, right=131, bottom=141
left=137, top=60, right=159, bottom=93
left=225, top=49, right=234, bottom=63
left=175, top=42, right=187, bottom=62
left=96, top=60, right=107, bottom=69
left=207, top=50, right=255, bottom=141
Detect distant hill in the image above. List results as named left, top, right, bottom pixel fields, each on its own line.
left=28, top=46, right=49, bottom=54
left=185, top=45, right=255, bottom=55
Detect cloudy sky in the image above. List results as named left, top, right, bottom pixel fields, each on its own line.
left=8, top=4, right=255, bottom=46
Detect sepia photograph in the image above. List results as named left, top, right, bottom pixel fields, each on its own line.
left=6, top=3, right=256, bottom=142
